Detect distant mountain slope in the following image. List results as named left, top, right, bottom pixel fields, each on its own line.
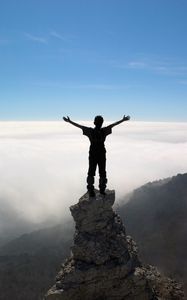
left=0, top=222, right=73, bottom=256
left=0, top=223, right=73, bottom=300
left=118, top=173, right=187, bottom=293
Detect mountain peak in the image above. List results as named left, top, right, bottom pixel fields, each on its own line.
left=45, top=190, right=184, bottom=300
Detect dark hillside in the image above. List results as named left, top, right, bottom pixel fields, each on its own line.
left=118, top=173, right=187, bottom=293
left=0, top=223, right=73, bottom=300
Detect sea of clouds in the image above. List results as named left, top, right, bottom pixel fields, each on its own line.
left=0, top=121, right=187, bottom=239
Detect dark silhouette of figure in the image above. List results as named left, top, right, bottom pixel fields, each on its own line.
left=63, top=115, right=130, bottom=197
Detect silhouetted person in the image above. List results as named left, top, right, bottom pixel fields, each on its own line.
left=63, top=115, right=130, bottom=197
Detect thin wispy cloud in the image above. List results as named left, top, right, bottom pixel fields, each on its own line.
left=24, top=30, right=73, bottom=46
left=154, top=63, right=187, bottom=76
left=109, top=56, right=187, bottom=77
left=126, top=59, right=173, bottom=74
left=128, top=61, right=147, bottom=69
left=32, top=81, right=131, bottom=90
left=25, top=33, right=48, bottom=44
left=50, top=29, right=76, bottom=43
left=50, top=30, right=67, bottom=41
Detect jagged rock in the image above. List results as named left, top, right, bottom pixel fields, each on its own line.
left=45, top=190, right=184, bottom=300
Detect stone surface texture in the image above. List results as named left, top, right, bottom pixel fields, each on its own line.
left=45, top=190, right=184, bottom=300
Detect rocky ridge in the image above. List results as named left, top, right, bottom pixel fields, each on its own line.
left=45, top=190, right=184, bottom=300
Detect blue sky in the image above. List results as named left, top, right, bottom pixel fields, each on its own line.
left=0, top=0, right=187, bottom=121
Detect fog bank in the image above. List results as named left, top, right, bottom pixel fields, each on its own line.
left=0, top=121, right=186, bottom=238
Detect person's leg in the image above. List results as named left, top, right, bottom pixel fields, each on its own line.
left=98, top=151, right=107, bottom=194
left=87, top=153, right=97, bottom=196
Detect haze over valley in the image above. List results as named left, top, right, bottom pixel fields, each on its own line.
left=0, top=121, right=186, bottom=244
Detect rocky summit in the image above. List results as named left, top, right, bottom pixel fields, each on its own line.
left=45, top=190, right=184, bottom=300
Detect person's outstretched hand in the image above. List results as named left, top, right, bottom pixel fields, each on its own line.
left=63, top=116, right=71, bottom=122
left=123, top=115, right=130, bottom=121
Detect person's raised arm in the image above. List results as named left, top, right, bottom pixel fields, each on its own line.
left=63, top=116, right=84, bottom=129
left=108, top=115, right=130, bottom=129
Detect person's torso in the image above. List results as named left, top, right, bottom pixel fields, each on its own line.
left=89, top=128, right=106, bottom=151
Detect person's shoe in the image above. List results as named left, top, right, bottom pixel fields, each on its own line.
left=89, top=190, right=96, bottom=197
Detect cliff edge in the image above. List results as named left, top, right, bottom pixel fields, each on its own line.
left=45, top=190, right=183, bottom=300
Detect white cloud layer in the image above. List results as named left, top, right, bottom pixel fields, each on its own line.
left=0, top=121, right=187, bottom=236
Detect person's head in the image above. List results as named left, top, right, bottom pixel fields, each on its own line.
left=94, top=115, right=104, bottom=129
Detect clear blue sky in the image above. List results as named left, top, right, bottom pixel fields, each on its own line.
left=0, top=0, right=187, bottom=121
